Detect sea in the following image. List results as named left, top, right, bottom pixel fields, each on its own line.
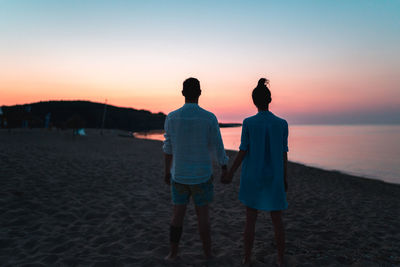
left=135, top=125, right=400, bottom=184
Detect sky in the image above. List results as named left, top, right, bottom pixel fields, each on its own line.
left=1, top=0, right=399, bottom=124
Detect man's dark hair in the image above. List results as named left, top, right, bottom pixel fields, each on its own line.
left=252, top=78, right=271, bottom=110
left=182, top=77, right=201, bottom=100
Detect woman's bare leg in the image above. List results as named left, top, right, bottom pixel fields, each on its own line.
left=270, top=211, right=285, bottom=266
left=243, top=206, right=258, bottom=264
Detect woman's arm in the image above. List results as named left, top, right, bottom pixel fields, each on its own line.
left=223, top=150, right=247, bottom=183
left=283, top=152, right=288, bottom=192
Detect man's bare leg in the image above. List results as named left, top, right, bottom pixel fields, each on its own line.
left=270, top=211, right=285, bottom=266
left=195, top=204, right=212, bottom=259
left=165, top=204, right=187, bottom=260
left=243, top=206, right=258, bottom=265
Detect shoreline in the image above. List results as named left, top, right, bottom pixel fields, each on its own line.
left=134, top=136, right=400, bottom=187
left=276, top=159, right=400, bottom=187
left=228, top=149, right=400, bottom=187
left=1, top=129, right=399, bottom=266
left=2, top=128, right=399, bottom=186
left=133, top=127, right=400, bottom=186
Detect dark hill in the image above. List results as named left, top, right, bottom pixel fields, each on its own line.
left=1, top=101, right=166, bottom=131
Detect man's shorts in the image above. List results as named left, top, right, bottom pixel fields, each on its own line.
left=171, top=178, right=213, bottom=206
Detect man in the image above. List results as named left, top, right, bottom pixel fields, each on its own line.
left=163, top=77, right=228, bottom=261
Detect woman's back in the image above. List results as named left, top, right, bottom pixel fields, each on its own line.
left=239, top=111, right=288, bottom=211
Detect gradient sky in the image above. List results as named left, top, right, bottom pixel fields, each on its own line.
left=1, top=0, right=399, bottom=124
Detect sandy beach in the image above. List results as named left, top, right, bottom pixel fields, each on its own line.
left=1, top=129, right=399, bottom=266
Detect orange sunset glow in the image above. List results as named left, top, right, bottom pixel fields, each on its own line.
left=1, top=1, right=399, bottom=124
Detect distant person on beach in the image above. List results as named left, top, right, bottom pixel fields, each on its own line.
left=224, top=78, right=289, bottom=266
left=163, top=77, right=229, bottom=261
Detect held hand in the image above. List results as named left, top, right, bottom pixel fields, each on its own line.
left=226, top=171, right=234, bottom=184
left=221, top=170, right=233, bottom=184
left=220, top=168, right=228, bottom=184
left=165, top=172, right=171, bottom=185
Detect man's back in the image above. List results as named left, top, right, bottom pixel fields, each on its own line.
left=163, top=77, right=227, bottom=261
left=163, top=103, right=228, bottom=185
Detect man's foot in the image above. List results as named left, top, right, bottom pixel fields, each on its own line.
left=164, top=252, right=178, bottom=261
left=242, top=257, right=251, bottom=266
left=204, top=253, right=214, bottom=261
left=276, top=259, right=285, bottom=267
left=203, top=254, right=215, bottom=266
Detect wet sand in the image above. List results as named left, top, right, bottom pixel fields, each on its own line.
left=1, top=129, right=399, bottom=266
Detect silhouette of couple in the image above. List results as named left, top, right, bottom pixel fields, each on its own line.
left=163, top=77, right=289, bottom=266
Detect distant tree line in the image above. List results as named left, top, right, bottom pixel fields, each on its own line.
left=0, top=101, right=166, bottom=132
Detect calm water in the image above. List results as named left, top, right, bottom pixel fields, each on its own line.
left=135, top=125, right=400, bottom=184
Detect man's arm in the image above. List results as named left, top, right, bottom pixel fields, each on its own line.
left=163, top=116, right=173, bottom=185
left=284, top=152, right=288, bottom=192
left=213, top=121, right=229, bottom=166
left=223, top=120, right=249, bottom=183
left=210, top=117, right=229, bottom=180
left=164, top=153, right=173, bottom=185
left=224, top=150, right=247, bottom=183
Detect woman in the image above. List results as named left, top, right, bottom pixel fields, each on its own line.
left=225, top=78, right=289, bottom=266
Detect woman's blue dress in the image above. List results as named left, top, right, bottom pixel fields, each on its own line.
left=239, top=111, right=289, bottom=211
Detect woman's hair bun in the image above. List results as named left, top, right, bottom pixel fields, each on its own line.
left=252, top=78, right=272, bottom=109
left=257, top=78, right=269, bottom=88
